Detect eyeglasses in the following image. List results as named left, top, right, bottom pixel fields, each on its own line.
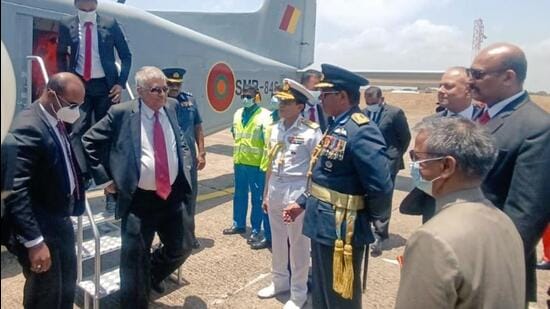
left=319, top=91, right=340, bottom=99
left=148, top=86, right=169, bottom=94
left=467, top=67, right=506, bottom=80
left=409, top=150, right=446, bottom=161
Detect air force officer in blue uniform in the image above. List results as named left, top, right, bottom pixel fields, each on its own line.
left=284, top=64, right=393, bottom=309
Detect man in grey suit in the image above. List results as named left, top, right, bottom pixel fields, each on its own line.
left=83, top=66, right=193, bottom=308
left=396, top=117, right=525, bottom=309
left=362, top=86, right=411, bottom=255
left=400, top=67, right=482, bottom=223
left=469, top=42, right=550, bottom=303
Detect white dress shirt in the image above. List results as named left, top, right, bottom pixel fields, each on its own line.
left=75, top=18, right=106, bottom=79
left=487, top=90, right=525, bottom=118
left=138, top=101, right=178, bottom=190
left=24, top=104, right=78, bottom=248
left=304, top=103, right=320, bottom=123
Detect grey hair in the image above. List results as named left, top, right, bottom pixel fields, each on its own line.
left=134, top=66, right=166, bottom=88
left=414, top=117, right=497, bottom=179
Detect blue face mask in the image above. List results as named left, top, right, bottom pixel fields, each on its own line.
left=242, top=97, right=255, bottom=108
left=410, top=158, right=444, bottom=196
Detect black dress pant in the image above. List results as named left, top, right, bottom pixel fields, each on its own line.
left=14, top=218, right=76, bottom=309
left=372, top=173, right=397, bottom=240
left=119, top=188, right=193, bottom=309
left=311, top=240, right=365, bottom=309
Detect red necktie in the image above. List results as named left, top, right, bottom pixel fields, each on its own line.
left=477, top=109, right=491, bottom=125
left=309, top=105, right=316, bottom=122
left=153, top=111, right=171, bottom=200
left=83, top=22, right=93, bottom=81
left=56, top=121, right=80, bottom=199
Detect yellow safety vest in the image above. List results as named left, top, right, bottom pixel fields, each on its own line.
left=233, top=107, right=270, bottom=167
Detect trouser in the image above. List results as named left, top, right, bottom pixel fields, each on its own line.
left=311, top=240, right=365, bottom=309
left=543, top=224, right=550, bottom=262
left=372, top=173, right=397, bottom=240
left=13, top=218, right=76, bottom=309
left=267, top=176, right=309, bottom=303
left=233, top=164, right=271, bottom=240
left=120, top=188, right=192, bottom=309
left=186, top=161, right=199, bottom=239
left=69, top=77, right=111, bottom=178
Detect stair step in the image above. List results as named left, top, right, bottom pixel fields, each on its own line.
left=78, top=268, right=120, bottom=299
left=72, top=211, right=117, bottom=230
left=78, top=231, right=122, bottom=261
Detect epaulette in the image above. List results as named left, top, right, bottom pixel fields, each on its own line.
left=182, top=91, right=193, bottom=97
left=351, top=113, right=369, bottom=126
left=301, top=119, right=320, bottom=129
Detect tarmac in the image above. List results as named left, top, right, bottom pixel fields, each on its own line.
left=2, top=93, right=549, bottom=308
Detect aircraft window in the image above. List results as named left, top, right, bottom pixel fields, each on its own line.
left=32, top=17, right=60, bottom=101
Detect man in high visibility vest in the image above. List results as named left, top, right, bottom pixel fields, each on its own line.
left=223, top=85, right=272, bottom=249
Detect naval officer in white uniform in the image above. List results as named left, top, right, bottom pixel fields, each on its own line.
left=257, top=79, right=322, bottom=309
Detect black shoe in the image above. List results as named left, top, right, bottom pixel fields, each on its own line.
left=250, top=238, right=271, bottom=250
left=192, top=238, right=201, bottom=249
left=370, top=239, right=382, bottom=257
left=536, top=260, right=550, bottom=270
left=247, top=232, right=262, bottom=244
left=151, top=279, right=165, bottom=294
left=223, top=226, right=246, bottom=235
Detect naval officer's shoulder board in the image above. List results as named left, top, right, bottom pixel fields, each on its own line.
left=301, top=118, right=320, bottom=130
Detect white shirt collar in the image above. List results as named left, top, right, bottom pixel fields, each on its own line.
left=38, top=102, right=59, bottom=127
left=487, top=90, right=525, bottom=118
left=455, top=104, right=474, bottom=119
left=140, top=99, right=166, bottom=119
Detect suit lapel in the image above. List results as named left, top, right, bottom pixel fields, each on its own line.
left=486, top=93, right=529, bottom=134
left=95, top=15, right=108, bottom=55
left=130, top=100, right=141, bottom=173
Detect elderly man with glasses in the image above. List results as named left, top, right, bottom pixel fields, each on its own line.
left=83, top=66, right=193, bottom=307
left=395, top=117, right=525, bottom=309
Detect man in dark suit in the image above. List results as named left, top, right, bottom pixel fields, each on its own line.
left=301, top=69, right=328, bottom=132
left=469, top=43, right=550, bottom=303
left=400, top=66, right=483, bottom=223
left=362, top=86, right=411, bottom=255
left=4, top=73, right=86, bottom=309
left=83, top=66, right=193, bottom=308
left=57, top=0, right=132, bottom=212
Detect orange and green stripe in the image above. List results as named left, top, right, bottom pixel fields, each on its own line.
left=279, top=4, right=301, bottom=34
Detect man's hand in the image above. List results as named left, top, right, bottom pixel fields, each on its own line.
left=262, top=199, right=269, bottom=213
left=283, top=203, right=304, bottom=223
left=28, top=242, right=51, bottom=273
left=197, top=153, right=206, bottom=171
left=104, top=182, right=117, bottom=194
left=109, top=84, right=123, bottom=103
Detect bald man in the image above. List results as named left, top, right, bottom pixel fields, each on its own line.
left=470, top=43, right=550, bottom=303
left=4, top=72, right=86, bottom=308
left=436, top=66, right=482, bottom=119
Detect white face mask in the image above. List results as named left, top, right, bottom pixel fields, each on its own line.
left=78, top=9, right=97, bottom=23
left=365, top=103, right=381, bottom=113
left=268, top=96, right=279, bottom=111
left=309, top=90, right=321, bottom=102
left=410, top=158, right=444, bottom=196
left=54, top=93, right=81, bottom=124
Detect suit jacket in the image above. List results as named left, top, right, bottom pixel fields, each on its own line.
left=395, top=188, right=525, bottom=309
left=433, top=104, right=483, bottom=120
left=82, top=99, right=192, bottom=219
left=481, top=92, right=550, bottom=301
left=4, top=103, right=85, bottom=244
left=363, top=103, right=411, bottom=175
left=57, top=14, right=132, bottom=89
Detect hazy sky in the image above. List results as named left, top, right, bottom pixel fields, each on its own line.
left=112, top=0, right=549, bottom=92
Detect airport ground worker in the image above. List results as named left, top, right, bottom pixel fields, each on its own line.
left=257, top=79, right=322, bottom=309
left=163, top=67, right=205, bottom=249
left=223, top=85, right=272, bottom=249
left=283, top=64, right=393, bottom=309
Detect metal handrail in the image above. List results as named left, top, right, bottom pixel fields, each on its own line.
left=114, top=62, right=134, bottom=100
left=84, top=198, right=101, bottom=308
left=26, top=56, right=49, bottom=106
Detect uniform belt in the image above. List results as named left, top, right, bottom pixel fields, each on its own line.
left=310, top=182, right=364, bottom=211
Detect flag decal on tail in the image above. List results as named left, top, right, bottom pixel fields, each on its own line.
left=279, top=4, right=301, bottom=34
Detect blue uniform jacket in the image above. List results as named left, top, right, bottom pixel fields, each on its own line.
left=297, top=106, right=393, bottom=247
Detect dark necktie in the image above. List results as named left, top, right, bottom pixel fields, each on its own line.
left=153, top=111, right=171, bottom=200
left=56, top=121, right=80, bottom=199
left=477, top=109, right=491, bottom=125
left=83, top=22, right=93, bottom=81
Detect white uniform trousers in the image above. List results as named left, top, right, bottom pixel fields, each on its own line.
left=267, top=175, right=310, bottom=304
